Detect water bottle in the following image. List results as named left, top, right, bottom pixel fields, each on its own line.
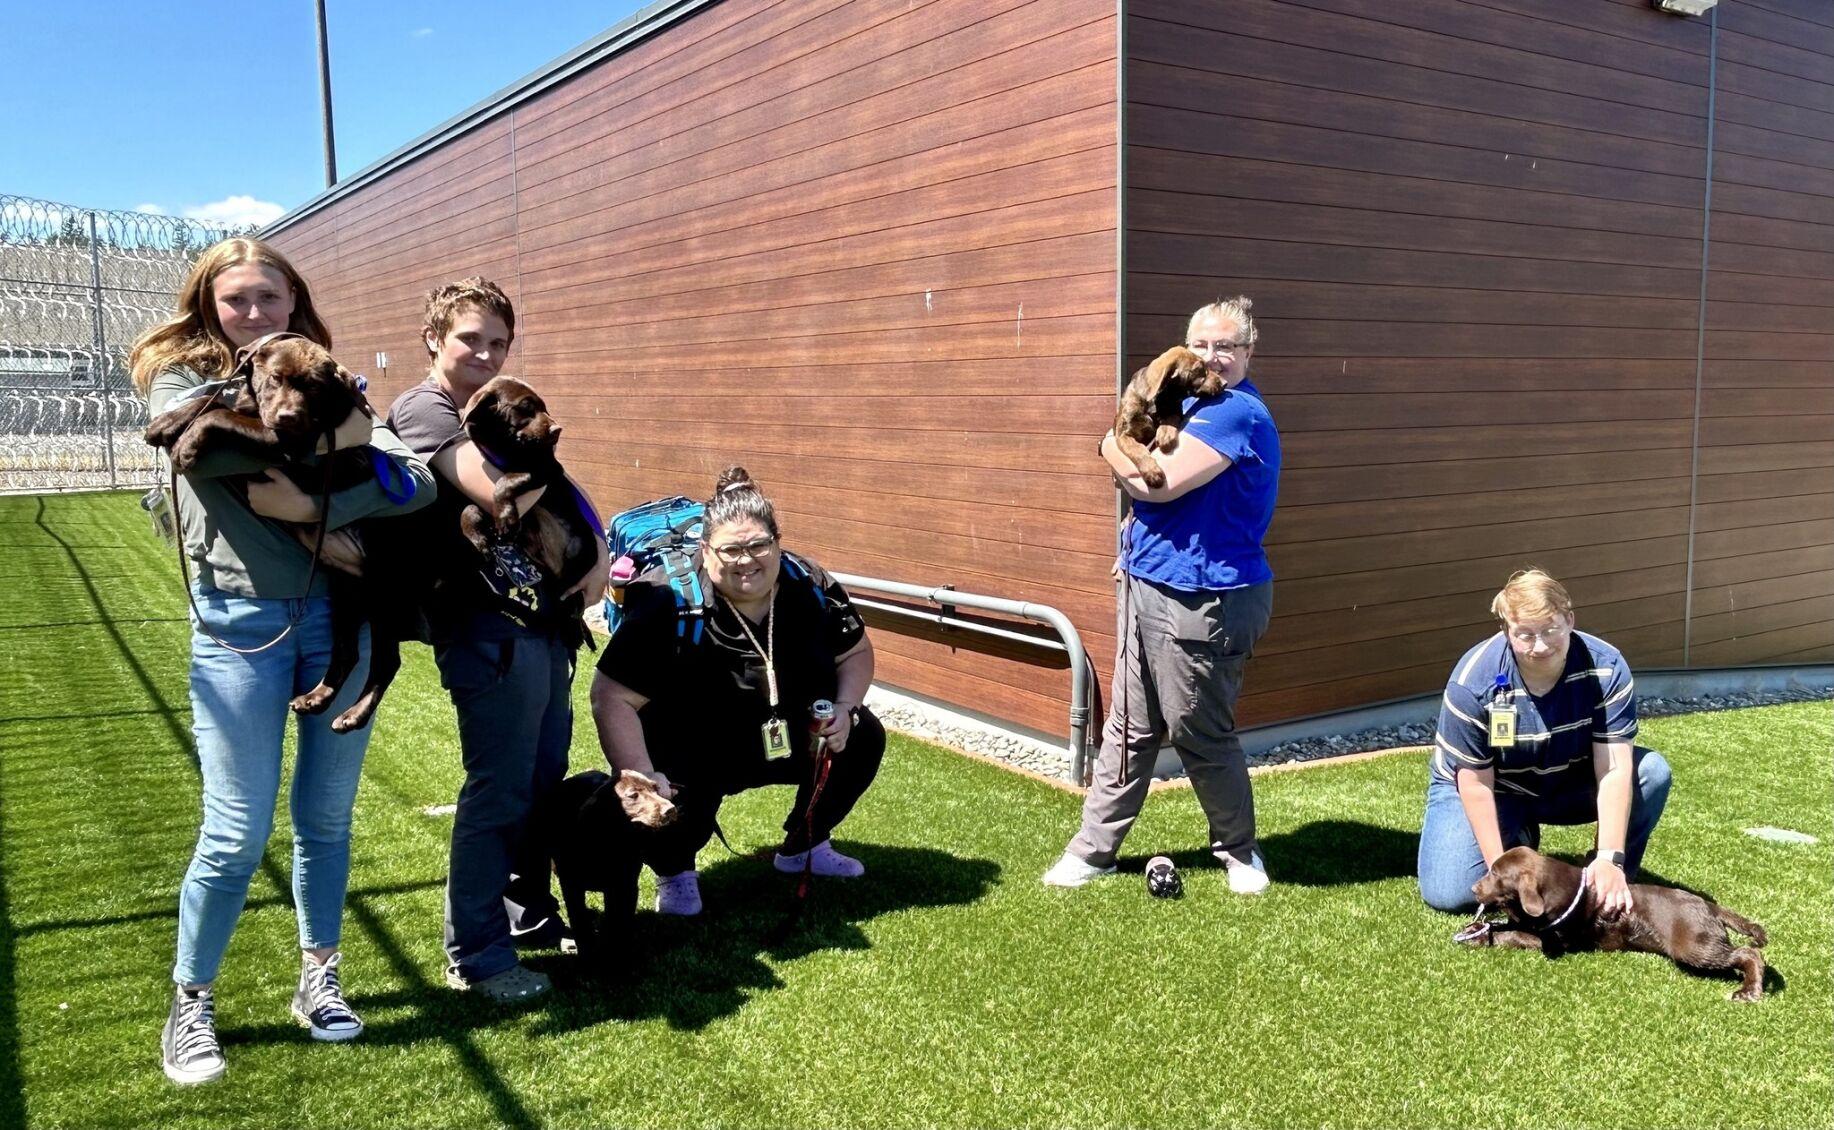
left=608, top=555, right=636, bottom=605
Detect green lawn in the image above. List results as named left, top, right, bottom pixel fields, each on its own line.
left=2, top=490, right=1830, bottom=1129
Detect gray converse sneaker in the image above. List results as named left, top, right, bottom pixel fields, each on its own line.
left=162, top=986, right=226, bottom=1085
left=291, top=951, right=364, bottom=1041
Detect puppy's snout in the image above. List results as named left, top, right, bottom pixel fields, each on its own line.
left=653, top=798, right=678, bottom=827
left=274, top=407, right=306, bottom=430
left=548, top=422, right=564, bottom=443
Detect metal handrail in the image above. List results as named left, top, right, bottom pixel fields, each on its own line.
left=830, top=571, right=1096, bottom=782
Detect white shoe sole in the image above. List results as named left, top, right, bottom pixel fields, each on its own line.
left=1041, top=865, right=1116, bottom=889
left=162, top=1055, right=226, bottom=1085
left=291, top=1002, right=364, bottom=1042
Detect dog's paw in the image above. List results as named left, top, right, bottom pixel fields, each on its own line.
left=291, top=686, right=336, bottom=716
left=1730, top=985, right=1763, bottom=1003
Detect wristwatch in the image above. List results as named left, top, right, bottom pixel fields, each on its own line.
left=1594, top=849, right=1626, bottom=869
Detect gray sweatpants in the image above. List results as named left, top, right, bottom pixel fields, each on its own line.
left=1067, top=577, right=1273, bottom=868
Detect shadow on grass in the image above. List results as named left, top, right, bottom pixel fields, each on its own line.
left=219, top=845, right=996, bottom=1126
left=531, top=844, right=1000, bottom=1034
left=1119, top=819, right=1419, bottom=887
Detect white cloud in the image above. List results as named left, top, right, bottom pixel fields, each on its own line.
left=133, top=203, right=167, bottom=215
left=182, top=195, right=286, bottom=229
left=412, top=26, right=433, bottom=37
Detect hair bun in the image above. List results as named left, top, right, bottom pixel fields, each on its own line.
left=716, top=466, right=756, bottom=495
left=1232, top=295, right=1253, bottom=312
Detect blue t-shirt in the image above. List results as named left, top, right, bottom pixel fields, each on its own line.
left=1431, top=630, right=1639, bottom=799
left=1122, top=378, right=1280, bottom=591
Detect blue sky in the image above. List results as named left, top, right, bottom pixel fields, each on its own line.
left=9, top=0, right=650, bottom=226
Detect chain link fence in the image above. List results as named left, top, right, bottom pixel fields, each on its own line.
left=0, top=194, right=239, bottom=493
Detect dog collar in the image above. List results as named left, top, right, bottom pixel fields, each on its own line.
left=1542, top=868, right=1591, bottom=930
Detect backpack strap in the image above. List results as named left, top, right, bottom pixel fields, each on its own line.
left=779, top=550, right=827, bottom=610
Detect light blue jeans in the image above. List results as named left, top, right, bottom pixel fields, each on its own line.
left=1417, top=747, right=1672, bottom=913
left=173, top=585, right=373, bottom=986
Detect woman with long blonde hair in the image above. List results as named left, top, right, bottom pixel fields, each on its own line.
left=133, top=238, right=433, bottom=1085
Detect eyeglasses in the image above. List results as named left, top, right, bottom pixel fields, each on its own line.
left=710, top=537, right=777, bottom=563
left=1187, top=339, right=1250, bottom=355
left=1509, top=624, right=1570, bottom=646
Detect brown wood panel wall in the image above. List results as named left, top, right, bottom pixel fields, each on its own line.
left=1128, top=0, right=1832, bottom=727
left=1692, top=1, right=1834, bottom=667
left=266, top=0, right=1829, bottom=747
left=270, top=0, right=1120, bottom=739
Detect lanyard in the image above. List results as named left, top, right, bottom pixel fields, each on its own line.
left=724, top=595, right=779, bottom=715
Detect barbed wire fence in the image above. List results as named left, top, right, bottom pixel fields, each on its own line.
left=0, top=194, right=240, bottom=493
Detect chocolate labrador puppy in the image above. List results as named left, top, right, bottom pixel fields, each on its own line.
left=144, top=334, right=413, bottom=734
left=1113, top=345, right=1222, bottom=488
left=458, top=376, right=598, bottom=646
left=1468, top=847, right=1769, bottom=1002
left=538, top=769, right=678, bottom=963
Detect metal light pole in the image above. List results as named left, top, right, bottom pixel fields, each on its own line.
left=315, top=0, right=338, bottom=186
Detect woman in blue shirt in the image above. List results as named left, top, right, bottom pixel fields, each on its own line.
left=1044, top=297, right=1282, bottom=896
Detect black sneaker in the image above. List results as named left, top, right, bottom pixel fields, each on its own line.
left=162, top=986, right=226, bottom=1085
left=290, top=952, right=364, bottom=1042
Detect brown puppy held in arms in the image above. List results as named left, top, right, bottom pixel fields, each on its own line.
left=537, top=769, right=678, bottom=964
left=1112, top=346, right=1222, bottom=489
left=144, top=334, right=412, bottom=735
left=456, top=375, right=599, bottom=646
left=1469, top=847, right=1769, bottom=1002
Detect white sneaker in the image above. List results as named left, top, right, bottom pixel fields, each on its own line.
left=1041, top=851, right=1116, bottom=888
left=774, top=840, right=865, bottom=878
left=1221, top=850, right=1270, bottom=895
left=655, top=870, right=702, bottom=916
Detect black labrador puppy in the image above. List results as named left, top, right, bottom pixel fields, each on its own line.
left=538, top=769, right=678, bottom=963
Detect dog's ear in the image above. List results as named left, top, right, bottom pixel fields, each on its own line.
left=1516, top=858, right=1546, bottom=918
left=333, top=365, right=374, bottom=416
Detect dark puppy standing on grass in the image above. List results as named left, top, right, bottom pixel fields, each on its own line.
left=143, top=333, right=413, bottom=733
left=1465, top=846, right=1770, bottom=1002
left=538, top=769, right=678, bottom=963
left=458, top=375, right=599, bottom=649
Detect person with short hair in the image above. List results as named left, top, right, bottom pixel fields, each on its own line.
left=1417, top=569, right=1672, bottom=915
left=589, top=467, right=882, bottom=916
left=133, top=238, right=434, bottom=1084
left=1043, top=296, right=1282, bottom=895
left=385, top=277, right=608, bottom=1003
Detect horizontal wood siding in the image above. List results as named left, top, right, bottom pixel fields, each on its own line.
left=271, top=0, right=1119, bottom=738
left=1691, top=0, right=1834, bottom=667
left=1128, top=0, right=1726, bottom=725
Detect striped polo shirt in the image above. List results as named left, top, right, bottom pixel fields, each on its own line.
left=1431, top=630, right=1638, bottom=798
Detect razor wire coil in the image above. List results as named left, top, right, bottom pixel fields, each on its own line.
left=0, top=193, right=240, bottom=492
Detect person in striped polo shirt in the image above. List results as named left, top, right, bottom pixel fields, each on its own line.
left=1417, top=569, right=1672, bottom=916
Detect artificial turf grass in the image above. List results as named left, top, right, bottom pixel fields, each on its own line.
left=1, top=491, right=1830, bottom=1129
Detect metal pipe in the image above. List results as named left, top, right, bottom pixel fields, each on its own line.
left=849, top=595, right=1069, bottom=653
left=315, top=0, right=338, bottom=187
left=85, top=211, right=116, bottom=489
left=831, top=571, right=1095, bottom=782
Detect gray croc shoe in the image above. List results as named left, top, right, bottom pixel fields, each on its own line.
left=445, top=963, right=551, bottom=1004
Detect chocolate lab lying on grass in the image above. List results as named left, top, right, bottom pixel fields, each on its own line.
left=538, top=770, right=678, bottom=963
left=1466, top=847, right=1769, bottom=1002
left=143, top=333, right=416, bottom=733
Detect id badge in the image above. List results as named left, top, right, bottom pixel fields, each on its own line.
left=1486, top=703, right=1517, bottom=749
left=762, top=717, right=791, bottom=760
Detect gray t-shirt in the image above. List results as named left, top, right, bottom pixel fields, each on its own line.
left=148, top=365, right=435, bottom=598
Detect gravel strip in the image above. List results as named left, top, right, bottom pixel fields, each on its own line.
left=872, top=685, right=1833, bottom=782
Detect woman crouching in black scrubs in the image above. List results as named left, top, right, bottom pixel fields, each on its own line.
left=587, top=467, right=883, bottom=916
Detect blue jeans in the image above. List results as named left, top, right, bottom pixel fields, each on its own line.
left=1417, top=748, right=1672, bottom=913
left=435, top=617, right=573, bottom=982
left=173, top=586, right=373, bottom=986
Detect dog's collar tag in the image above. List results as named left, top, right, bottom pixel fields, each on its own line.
left=762, top=718, right=791, bottom=761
